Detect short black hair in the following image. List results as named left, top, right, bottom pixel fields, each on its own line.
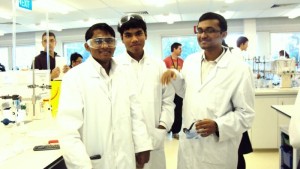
left=117, top=14, right=147, bottom=36
left=279, top=50, right=290, bottom=58
left=85, top=23, right=115, bottom=41
left=42, top=31, right=56, bottom=39
left=70, top=52, right=83, bottom=66
left=198, top=12, right=227, bottom=32
left=171, top=42, right=182, bottom=52
left=236, top=36, right=249, bottom=47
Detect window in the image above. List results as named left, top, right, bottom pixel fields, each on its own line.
left=15, top=45, right=36, bottom=70
left=161, top=33, right=243, bottom=60
left=271, top=33, right=300, bottom=64
left=0, top=47, right=9, bottom=70
left=63, top=42, right=90, bottom=65
left=162, top=36, right=200, bottom=60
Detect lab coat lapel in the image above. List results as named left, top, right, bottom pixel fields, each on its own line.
left=137, top=57, right=150, bottom=94
left=86, top=57, right=111, bottom=100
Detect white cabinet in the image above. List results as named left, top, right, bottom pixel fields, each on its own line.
left=252, top=96, right=278, bottom=149
left=251, top=93, right=297, bottom=149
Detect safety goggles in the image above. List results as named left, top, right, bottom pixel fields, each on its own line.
left=86, top=37, right=116, bottom=49
left=183, top=122, right=200, bottom=139
left=118, top=14, right=144, bottom=27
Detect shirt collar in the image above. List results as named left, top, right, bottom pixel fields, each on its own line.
left=201, top=47, right=226, bottom=63
left=89, top=56, right=116, bottom=77
left=126, top=52, right=146, bottom=64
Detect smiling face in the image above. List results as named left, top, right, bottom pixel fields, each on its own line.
left=85, top=29, right=115, bottom=64
left=196, top=19, right=227, bottom=51
left=121, top=28, right=147, bottom=59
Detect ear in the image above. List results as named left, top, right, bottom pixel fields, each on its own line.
left=221, top=31, right=227, bottom=39
left=84, top=43, right=91, bottom=52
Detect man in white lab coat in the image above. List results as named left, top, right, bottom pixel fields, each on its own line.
left=161, top=12, right=255, bottom=169
left=57, top=23, right=153, bottom=169
left=116, top=14, right=175, bottom=169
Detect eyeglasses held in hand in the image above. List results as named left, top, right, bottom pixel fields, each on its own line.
left=118, top=14, right=144, bottom=28
left=195, top=27, right=222, bottom=34
left=87, top=37, right=116, bottom=49
left=183, top=122, right=200, bottom=139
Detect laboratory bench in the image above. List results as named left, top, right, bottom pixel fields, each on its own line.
left=271, top=105, right=300, bottom=169
left=0, top=119, right=66, bottom=168
left=250, top=88, right=299, bottom=149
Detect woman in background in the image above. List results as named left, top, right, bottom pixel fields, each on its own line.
left=279, top=50, right=290, bottom=58
left=69, top=52, right=83, bottom=68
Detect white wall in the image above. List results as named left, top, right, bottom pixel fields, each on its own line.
left=0, top=17, right=300, bottom=60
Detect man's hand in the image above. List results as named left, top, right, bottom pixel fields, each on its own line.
left=161, top=69, right=176, bottom=85
left=51, top=67, right=60, bottom=80
left=195, top=119, right=218, bottom=137
left=63, top=65, right=70, bottom=73
left=135, top=150, right=150, bottom=168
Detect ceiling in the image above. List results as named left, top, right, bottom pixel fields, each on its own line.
left=0, top=0, right=300, bottom=35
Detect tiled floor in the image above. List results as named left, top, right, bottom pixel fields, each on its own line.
left=164, top=133, right=279, bottom=169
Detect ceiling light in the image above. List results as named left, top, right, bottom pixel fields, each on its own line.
left=33, top=0, right=74, bottom=14
left=0, top=11, right=12, bottom=20
left=154, top=13, right=181, bottom=24
left=285, top=8, right=300, bottom=19
left=143, top=0, right=166, bottom=7
left=216, top=11, right=234, bottom=19
left=225, top=0, right=234, bottom=3
left=31, top=21, right=62, bottom=31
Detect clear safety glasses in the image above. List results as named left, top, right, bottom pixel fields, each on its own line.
left=118, top=14, right=144, bottom=27
left=183, top=122, right=200, bottom=139
left=87, top=37, right=116, bottom=49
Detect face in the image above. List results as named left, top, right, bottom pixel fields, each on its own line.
left=174, top=46, right=182, bottom=56
left=42, top=36, right=56, bottom=52
left=121, top=28, right=147, bottom=56
left=72, top=57, right=82, bottom=67
left=240, top=41, right=249, bottom=51
left=85, top=29, right=115, bottom=63
left=196, top=19, right=227, bottom=51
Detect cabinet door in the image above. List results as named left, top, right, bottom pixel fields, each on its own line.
left=277, top=95, right=296, bottom=147
left=252, top=96, right=278, bottom=149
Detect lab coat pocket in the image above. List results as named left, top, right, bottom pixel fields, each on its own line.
left=202, top=137, right=228, bottom=165
left=91, top=158, right=104, bottom=169
left=152, top=128, right=166, bottom=150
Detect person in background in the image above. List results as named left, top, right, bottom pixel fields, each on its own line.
left=163, top=42, right=184, bottom=139
left=0, top=63, right=5, bottom=72
left=289, top=89, right=300, bottom=168
left=56, top=23, right=152, bottom=169
left=33, top=31, right=70, bottom=80
left=279, top=50, right=290, bottom=58
left=235, top=36, right=253, bottom=169
left=235, top=36, right=249, bottom=61
left=116, top=14, right=175, bottom=169
left=69, top=52, right=83, bottom=68
left=161, top=12, right=255, bottom=169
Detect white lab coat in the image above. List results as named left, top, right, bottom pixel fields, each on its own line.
left=56, top=57, right=153, bottom=169
left=172, top=50, right=255, bottom=169
left=289, top=89, right=300, bottom=148
left=116, top=53, right=175, bottom=169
